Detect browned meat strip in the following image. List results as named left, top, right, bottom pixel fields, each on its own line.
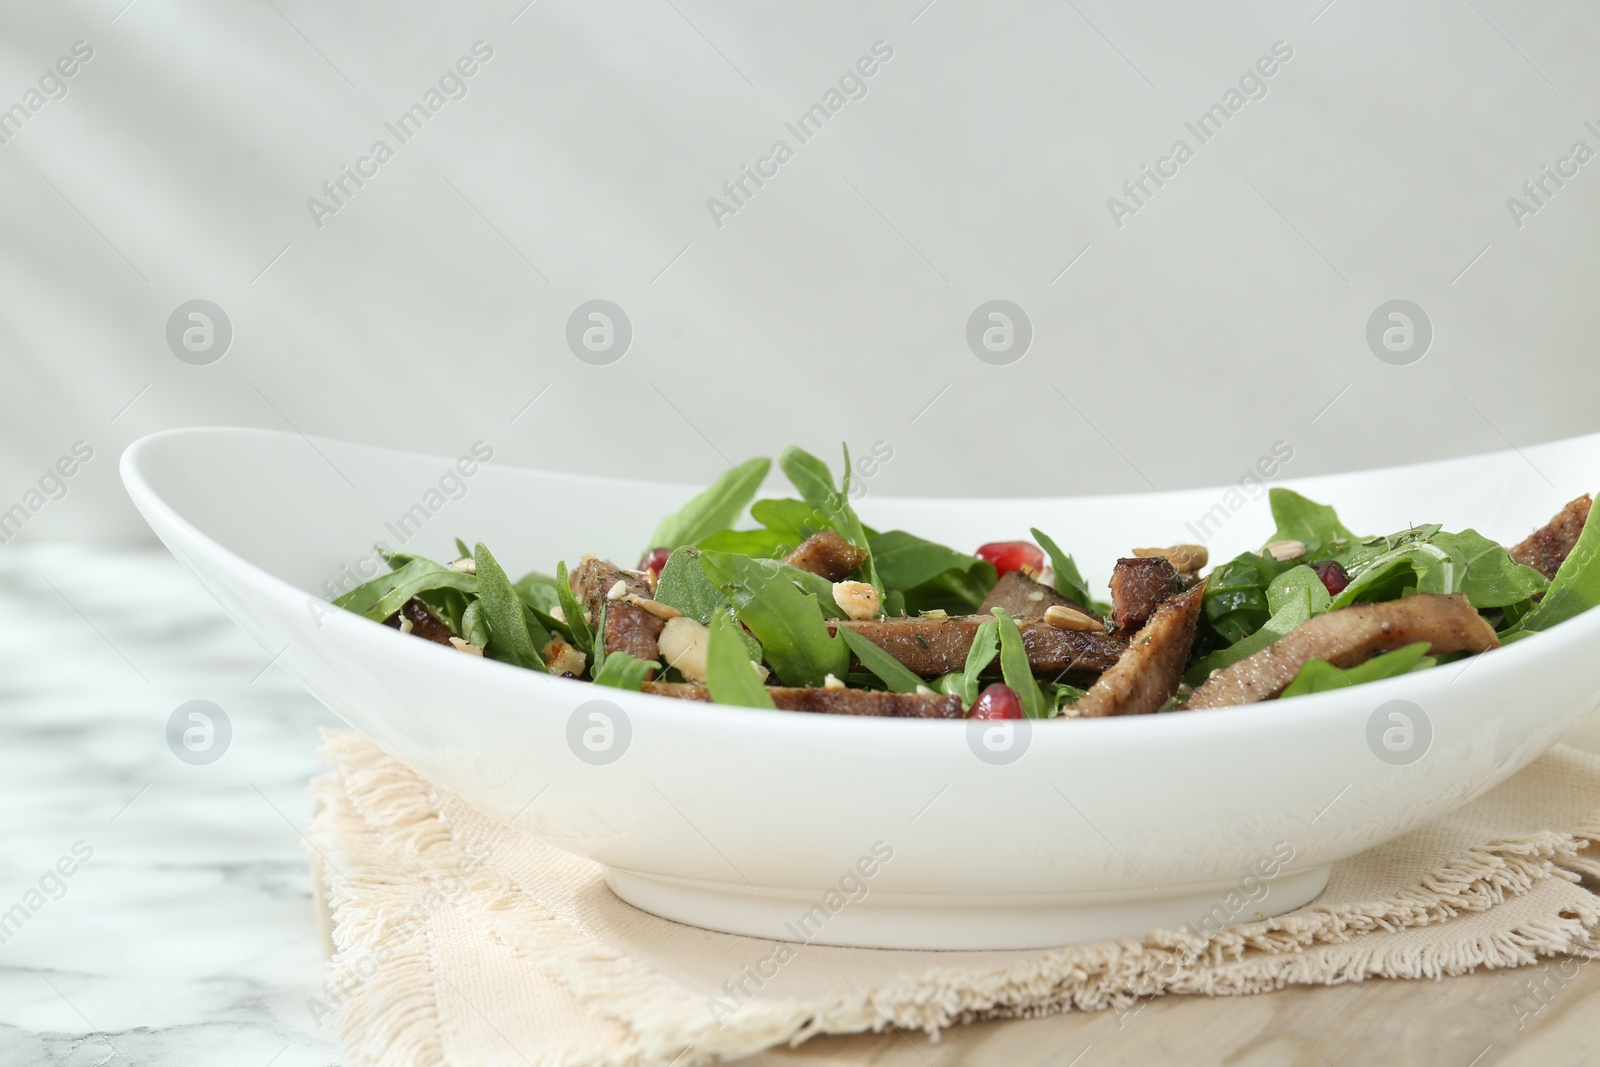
left=384, top=598, right=455, bottom=646
left=781, top=530, right=868, bottom=582
left=1510, top=494, right=1592, bottom=580
left=642, top=681, right=962, bottom=718
left=570, top=557, right=664, bottom=672
left=1072, top=581, right=1206, bottom=718
left=978, top=571, right=1095, bottom=620
left=1108, top=556, right=1179, bottom=634
left=831, top=616, right=1125, bottom=677
left=1186, top=593, right=1498, bottom=710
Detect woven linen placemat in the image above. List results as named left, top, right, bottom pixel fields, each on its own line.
left=306, top=729, right=1600, bottom=1067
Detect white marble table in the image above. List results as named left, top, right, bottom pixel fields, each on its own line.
left=6, top=545, right=1599, bottom=1067
left=0, top=546, right=343, bottom=1066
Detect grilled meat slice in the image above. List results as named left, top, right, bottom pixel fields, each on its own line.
left=1108, top=556, right=1180, bottom=634
left=831, top=616, right=1125, bottom=677
left=384, top=598, right=456, bottom=646
left=781, top=530, right=868, bottom=582
left=570, top=557, right=665, bottom=672
left=978, top=570, right=1096, bottom=621
left=1510, top=494, right=1592, bottom=581
left=1185, top=593, right=1498, bottom=710
left=1072, top=581, right=1206, bottom=718
left=642, top=681, right=962, bottom=718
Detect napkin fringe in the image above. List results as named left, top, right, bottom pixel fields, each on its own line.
left=313, top=746, right=449, bottom=1067
left=310, top=730, right=1600, bottom=1066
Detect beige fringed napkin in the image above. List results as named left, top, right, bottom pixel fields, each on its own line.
left=307, top=729, right=1600, bottom=1067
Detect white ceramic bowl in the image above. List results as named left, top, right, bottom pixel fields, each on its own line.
left=122, top=428, right=1600, bottom=949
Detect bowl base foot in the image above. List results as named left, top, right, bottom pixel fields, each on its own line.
left=603, top=865, right=1331, bottom=950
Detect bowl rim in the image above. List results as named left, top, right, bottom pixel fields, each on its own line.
left=120, top=425, right=1600, bottom=744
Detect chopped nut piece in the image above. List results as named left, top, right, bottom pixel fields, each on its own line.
left=832, top=580, right=880, bottom=621
left=541, top=637, right=586, bottom=676
left=749, top=660, right=771, bottom=683
left=823, top=673, right=846, bottom=690
left=658, top=616, right=710, bottom=683
left=1026, top=590, right=1045, bottom=602
left=914, top=684, right=935, bottom=696
left=1044, top=604, right=1102, bottom=632
left=448, top=637, right=484, bottom=657
left=1133, top=544, right=1208, bottom=573
left=1265, top=539, right=1306, bottom=562
left=625, top=595, right=682, bottom=620
left=606, top=579, right=628, bottom=600
left=447, top=556, right=477, bottom=574
left=549, top=605, right=566, bottom=624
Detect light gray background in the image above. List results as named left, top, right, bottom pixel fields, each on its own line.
left=1, top=0, right=1596, bottom=546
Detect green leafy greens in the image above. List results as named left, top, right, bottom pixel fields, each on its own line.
left=699, top=550, right=847, bottom=687
left=991, top=608, right=1050, bottom=719
left=1030, top=527, right=1103, bottom=613
left=1280, top=641, right=1435, bottom=698
left=705, top=608, right=777, bottom=708
left=650, top=457, right=771, bottom=551
left=838, top=627, right=925, bottom=693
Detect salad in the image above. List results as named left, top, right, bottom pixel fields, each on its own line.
left=332, top=446, right=1598, bottom=720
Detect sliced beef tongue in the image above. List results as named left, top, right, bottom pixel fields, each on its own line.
left=832, top=616, right=1125, bottom=677
left=1510, top=494, right=1592, bottom=581
left=978, top=571, right=1096, bottom=621
left=1071, top=581, right=1206, bottom=718
left=570, top=557, right=665, bottom=671
left=1185, top=592, right=1499, bottom=710
left=1108, top=556, right=1180, bottom=635
left=781, top=529, right=868, bottom=582
left=384, top=598, right=456, bottom=646
left=641, top=681, right=962, bottom=718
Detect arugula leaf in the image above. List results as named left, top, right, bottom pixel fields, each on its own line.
left=749, top=498, right=828, bottom=545
left=1186, top=565, right=1331, bottom=683
left=870, top=530, right=996, bottom=614
left=838, top=628, right=925, bottom=693
left=779, top=445, right=882, bottom=598
left=705, top=608, right=777, bottom=709
left=1045, top=682, right=1088, bottom=712
left=649, top=457, right=771, bottom=551
left=1280, top=641, right=1435, bottom=698
left=591, top=651, right=659, bottom=691
left=656, top=547, right=763, bottom=657
left=1029, top=528, right=1101, bottom=611
left=512, top=570, right=563, bottom=613
left=459, top=599, right=490, bottom=649
left=1510, top=493, right=1600, bottom=635
left=554, top=561, right=594, bottom=656
left=334, top=556, right=478, bottom=621
left=929, top=619, right=1001, bottom=707
left=655, top=548, right=730, bottom=625
left=473, top=542, right=545, bottom=670
left=1266, top=488, right=1359, bottom=559
left=1442, top=530, right=1548, bottom=608
left=1202, top=550, right=1297, bottom=646
left=695, top=527, right=792, bottom=558
left=699, top=550, right=848, bottom=687
left=959, top=618, right=1000, bottom=708
left=590, top=601, right=609, bottom=676
left=1329, top=528, right=1546, bottom=610
left=454, top=537, right=471, bottom=559
left=991, top=609, right=1049, bottom=719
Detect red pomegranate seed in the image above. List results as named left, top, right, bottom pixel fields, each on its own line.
left=638, top=546, right=672, bottom=584
left=1311, top=559, right=1350, bottom=597
left=970, top=683, right=1024, bottom=720
left=975, top=540, right=1045, bottom=577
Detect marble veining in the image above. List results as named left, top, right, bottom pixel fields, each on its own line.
left=1, top=546, right=345, bottom=1066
